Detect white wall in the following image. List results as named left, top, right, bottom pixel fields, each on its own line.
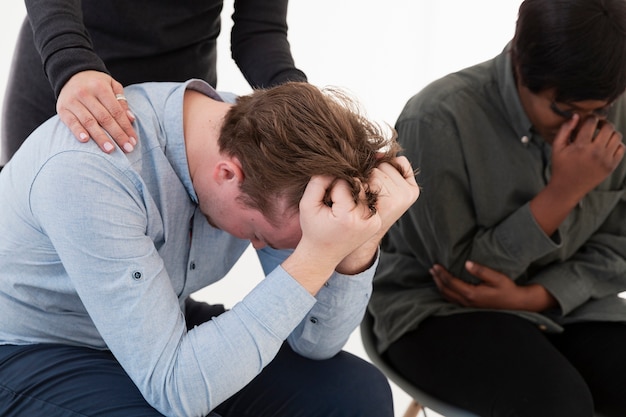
left=0, top=2, right=524, bottom=416
left=215, top=1, right=521, bottom=124
left=0, top=1, right=521, bottom=147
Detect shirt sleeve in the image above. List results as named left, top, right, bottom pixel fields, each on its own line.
left=28, top=152, right=317, bottom=416
left=231, top=0, right=307, bottom=87
left=397, top=104, right=626, bottom=316
left=26, top=0, right=109, bottom=97
left=257, top=246, right=378, bottom=359
left=396, top=114, right=558, bottom=284
left=529, top=191, right=626, bottom=315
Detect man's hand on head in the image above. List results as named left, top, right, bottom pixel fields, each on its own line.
left=336, top=156, right=420, bottom=274
left=281, top=157, right=419, bottom=294
left=281, top=175, right=380, bottom=294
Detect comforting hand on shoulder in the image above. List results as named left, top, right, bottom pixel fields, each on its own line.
left=57, top=70, right=137, bottom=154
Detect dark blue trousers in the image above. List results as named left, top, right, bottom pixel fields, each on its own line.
left=0, top=300, right=393, bottom=417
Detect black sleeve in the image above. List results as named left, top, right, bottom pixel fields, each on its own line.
left=231, top=0, right=307, bottom=88
left=25, top=0, right=109, bottom=97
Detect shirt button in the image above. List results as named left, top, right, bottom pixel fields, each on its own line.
left=538, top=324, right=547, bottom=331
left=189, top=262, right=196, bottom=271
left=309, top=317, right=318, bottom=324
left=521, top=135, right=530, bottom=145
left=132, top=271, right=142, bottom=280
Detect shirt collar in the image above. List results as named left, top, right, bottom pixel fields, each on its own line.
left=163, top=79, right=228, bottom=204
left=496, top=43, right=537, bottom=145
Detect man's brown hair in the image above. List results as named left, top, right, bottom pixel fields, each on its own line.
left=218, top=82, right=403, bottom=223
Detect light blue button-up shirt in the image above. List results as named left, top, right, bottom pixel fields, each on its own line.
left=0, top=80, right=376, bottom=417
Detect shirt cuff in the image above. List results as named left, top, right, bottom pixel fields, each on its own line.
left=531, top=268, right=593, bottom=315
left=240, top=265, right=317, bottom=340
left=492, top=203, right=561, bottom=269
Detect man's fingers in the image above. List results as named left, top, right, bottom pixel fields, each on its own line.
left=300, top=175, right=336, bottom=211
left=327, top=179, right=372, bottom=219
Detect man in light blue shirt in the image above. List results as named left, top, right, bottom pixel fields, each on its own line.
left=0, top=79, right=419, bottom=417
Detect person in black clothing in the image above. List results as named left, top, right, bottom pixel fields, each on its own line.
left=0, top=0, right=307, bottom=165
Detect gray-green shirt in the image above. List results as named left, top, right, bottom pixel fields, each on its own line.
left=369, top=46, right=626, bottom=353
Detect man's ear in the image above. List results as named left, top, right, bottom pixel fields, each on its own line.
left=212, top=157, right=244, bottom=185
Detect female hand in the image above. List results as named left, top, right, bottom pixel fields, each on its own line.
left=57, top=71, right=137, bottom=153
left=431, top=262, right=557, bottom=312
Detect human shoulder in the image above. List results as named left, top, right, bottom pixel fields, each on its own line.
left=397, top=57, right=498, bottom=126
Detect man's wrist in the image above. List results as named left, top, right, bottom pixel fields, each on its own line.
left=281, top=246, right=337, bottom=296
left=335, top=241, right=379, bottom=275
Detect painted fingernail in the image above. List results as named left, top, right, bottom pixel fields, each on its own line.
left=130, top=137, right=137, bottom=146
left=79, top=132, right=89, bottom=142
left=127, top=110, right=135, bottom=120
left=103, top=142, right=114, bottom=152
left=123, top=142, right=134, bottom=153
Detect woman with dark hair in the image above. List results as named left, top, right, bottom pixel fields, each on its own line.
left=370, top=1, right=626, bottom=416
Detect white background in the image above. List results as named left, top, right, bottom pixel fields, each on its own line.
left=0, top=2, right=526, bottom=416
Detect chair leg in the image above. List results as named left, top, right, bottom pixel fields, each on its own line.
left=402, top=399, right=422, bottom=417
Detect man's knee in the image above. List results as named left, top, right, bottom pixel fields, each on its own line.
left=320, top=354, right=393, bottom=416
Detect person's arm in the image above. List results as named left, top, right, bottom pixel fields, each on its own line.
left=394, top=114, right=558, bottom=284
left=259, top=246, right=380, bottom=359
left=25, top=0, right=137, bottom=153
left=231, top=0, right=307, bottom=88
left=529, top=196, right=626, bottom=315
left=282, top=159, right=419, bottom=295
left=31, top=150, right=417, bottom=416
left=26, top=0, right=104, bottom=96
left=261, top=159, right=420, bottom=359
left=429, top=189, right=626, bottom=314
left=401, top=109, right=626, bottom=314
left=29, top=152, right=316, bottom=416
left=529, top=114, right=625, bottom=237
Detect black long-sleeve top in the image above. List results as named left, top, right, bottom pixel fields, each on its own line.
left=25, top=0, right=307, bottom=96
